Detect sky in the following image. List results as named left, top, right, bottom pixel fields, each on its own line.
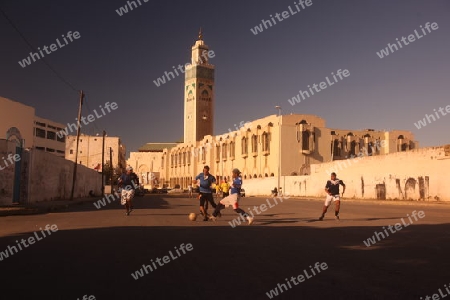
left=0, top=0, right=449, bottom=156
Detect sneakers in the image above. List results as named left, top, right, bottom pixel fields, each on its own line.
left=126, top=211, right=130, bottom=216
left=247, top=217, right=254, bottom=225
left=335, top=215, right=340, bottom=221
left=319, top=215, right=324, bottom=221
left=208, top=215, right=217, bottom=222
left=217, top=212, right=222, bottom=218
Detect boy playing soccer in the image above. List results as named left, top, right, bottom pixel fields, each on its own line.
left=209, top=168, right=254, bottom=225
left=319, top=172, right=345, bottom=221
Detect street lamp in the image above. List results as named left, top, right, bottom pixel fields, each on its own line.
left=275, top=106, right=282, bottom=196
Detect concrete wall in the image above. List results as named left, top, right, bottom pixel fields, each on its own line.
left=23, top=149, right=102, bottom=203
left=243, top=145, right=450, bottom=201
left=0, top=140, right=18, bottom=205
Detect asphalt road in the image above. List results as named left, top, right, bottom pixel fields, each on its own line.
left=1, top=194, right=449, bottom=300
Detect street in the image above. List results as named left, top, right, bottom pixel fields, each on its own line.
left=1, top=195, right=449, bottom=300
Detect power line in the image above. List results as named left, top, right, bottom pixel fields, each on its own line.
left=83, top=94, right=103, bottom=135
left=0, top=5, right=79, bottom=93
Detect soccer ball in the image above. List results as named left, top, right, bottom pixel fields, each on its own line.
left=188, top=213, right=197, bottom=221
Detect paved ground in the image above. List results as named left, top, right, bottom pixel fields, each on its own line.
left=1, top=194, right=449, bottom=300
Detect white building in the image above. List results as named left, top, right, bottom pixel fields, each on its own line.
left=0, top=96, right=65, bottom=156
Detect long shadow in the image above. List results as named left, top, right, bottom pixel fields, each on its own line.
left=1, top=223, right=450, bottom=299
left=47, top=195, right=176, bottom=214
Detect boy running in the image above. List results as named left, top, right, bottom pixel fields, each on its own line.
left=319, top=172, right=345, bottom=221
left=118, top=166, right=139, bottom=216
left=209, top=168, right=254, bottom=225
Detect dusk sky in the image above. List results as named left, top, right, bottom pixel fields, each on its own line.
left=1, top=0, right=449, bottom=155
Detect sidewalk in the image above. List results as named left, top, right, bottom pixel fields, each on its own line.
left=0, top=196, right=99, bottom=217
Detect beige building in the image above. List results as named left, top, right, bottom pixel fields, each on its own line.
left=127, top=143, right=178, bottom=188
left=65, top=134, right=126, bottom=172
left=33, top=116, right=66, bottom=156
left=128, top=31, right=418, bottom=189
left=0, top=96, right=65, bottom=156
left=163, top=114, right=417, bottom=188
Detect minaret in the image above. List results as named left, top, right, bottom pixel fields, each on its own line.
left=183, top=28, right=215, bottom=144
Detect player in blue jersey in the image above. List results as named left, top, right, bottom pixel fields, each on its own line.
left=209, top=168, right=254, bottom=225
left=195, top=166, right=218, bottom=221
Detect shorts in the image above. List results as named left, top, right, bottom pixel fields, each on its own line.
left=325, top=194, right=340, bottom=206
left=220, top=193, right=239, bottom=210
left=121, top=189, right=135, bottom=205
left=199, top=192, right=214, bottom=207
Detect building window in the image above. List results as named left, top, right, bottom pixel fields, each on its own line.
left=216, top=145, right=220, bottom=161
left=47, top=125, right=57, bottom=130
left=333, top=139, right=341, bottom=157
left=183, top=152, right=186, bottom=165
left=222, top=143, right=227, bottom=160
left=302, top=131, right=310, bottom=151
left=187, top=150, right=191, bottom=165
left=35, top=121, right=46, bottom=127
left=201, top=146, right=206, bottom=162
left=35, top=128, right=46, bottom=138
left=47, top=131, right=56, bottom=140
left=56, top=134, right=65, bottom=143
left=241, top=137, right=248, bottom=155
left=36, top=146, right=45, bottom=151
left=230, top=142, right=235, bottom=158
left=70, top=149, right=74, bottom=154
left=46, top=148, right=55, bottom=152
left=262, top=132, right=270, bottom=152
left=251, top=135, right=258, bottom=154
left=56, top=150, right=64, bottom=154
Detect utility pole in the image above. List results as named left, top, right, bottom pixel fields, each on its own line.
left=70, top=90, right=84, bottom=201
left=101, top=130, right=106, bottom=197
left=109, top=147, right=113, bottom=192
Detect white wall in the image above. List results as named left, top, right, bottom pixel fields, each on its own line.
left=0, top=139, right=18, bottom=205
left=23, top=149, right=102, bottom=203
left=243, top=146, right=450, bottom=201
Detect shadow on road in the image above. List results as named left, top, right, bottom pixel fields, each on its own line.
left=1, top=222, right=449, bottom=299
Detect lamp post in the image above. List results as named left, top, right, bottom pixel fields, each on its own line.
left=275, top=106, right=282, bottom=196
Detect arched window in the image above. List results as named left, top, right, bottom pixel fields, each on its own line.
left=222, top=143, right=227, bottom=160
left=262, top=132, right=270, bottom=152
left=201, top=146, right=206, bottom=161
left=241, top=137, right=248, bottom=155
left=251, top=135, right=258, bottom=153
left=216, top=144, right=220, bottom=162
left=230, top=141, right=235, bottom=158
